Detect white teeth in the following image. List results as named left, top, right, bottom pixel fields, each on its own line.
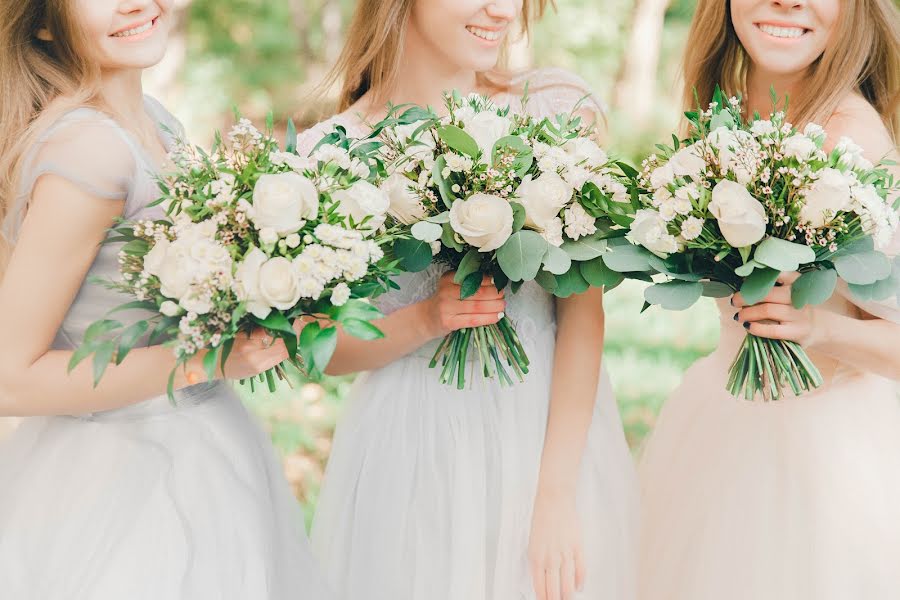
left=466, top=26, right=502, bottom=42
left=112, top=20, right=154, bottom=38
left=758, top=24, right=806, bottom=39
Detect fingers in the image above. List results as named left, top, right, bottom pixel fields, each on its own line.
left=532, top=563, right=547, bottom=600
left=440, top=272, right=505, bottom=300
left=456, top=299, right=506, bottom=315
left=446, top=312, right=503, bottom=331
left=777, top=271, right=801, bottom=285
left=737, top=302, right=797, bottom=324
left=561, top=554, right=576, bottom=600
left=744, top=320, right=794, bottom=340
left=574, top=546, right=586, bottom=593
left=470, top=284, right=505, bottom=300
left=546, top=564, right=562, bottom=600
left=732, top=272, right=800, bottom=308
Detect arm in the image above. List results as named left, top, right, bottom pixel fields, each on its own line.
left=528, top=286, right=605, bottom=600
left=0, top=176, right=292, bottom=417
left=736, top=97, right=900, bottom=379
left=324, top=273, right=506, bottom=375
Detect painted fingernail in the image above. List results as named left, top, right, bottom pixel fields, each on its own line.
left=497, top=312, right=505, bottom=320
left=743, top=322, right=750, bottom=329
left=775, top=282, right=784, bottom=287
left=730, top=297, right=735, bottom=307
left=733, top=312, right=739, bottom=321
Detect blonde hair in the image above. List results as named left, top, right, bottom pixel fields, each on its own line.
left=325, top=0, right=553, bottom=112
left=0, top=1, right=102, bottom=278
left=683, top=0, right=900, bottom=142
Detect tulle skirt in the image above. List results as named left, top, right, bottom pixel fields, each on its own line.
left=310, top=331, right=639, bottom=600
left=0, top=383, right=332, bottom=600
left=638, top=349, right=900, bottom=600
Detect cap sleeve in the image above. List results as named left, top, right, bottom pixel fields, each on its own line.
left=509, top=67, right=606, bottom=128
left=3, top=109, right=136, bottom=243
left=144, top=95, right=186, bottom=147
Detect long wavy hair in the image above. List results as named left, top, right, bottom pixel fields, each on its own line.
left=0, top=0, right=102, bottom=279
left=324, top=0, right=553, bottom=112
left=683, top=0, right=900, bottom=141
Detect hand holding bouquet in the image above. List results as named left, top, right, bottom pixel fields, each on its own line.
left=375, top=91, right=635, bottom=388
left=75, top=117, right=398, bottom=397
left=619, top=89, right=899, bottom=401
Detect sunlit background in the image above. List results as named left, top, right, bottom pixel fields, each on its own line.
left=0, top=0, right=721, bottom=519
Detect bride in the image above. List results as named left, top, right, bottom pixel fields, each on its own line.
left=296, top=1, right=638, bottom=599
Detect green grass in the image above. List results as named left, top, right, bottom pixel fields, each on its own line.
left=239, top=279, right=722, bottom=509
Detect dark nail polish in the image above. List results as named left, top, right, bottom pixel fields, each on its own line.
left=775, top=282, right=784, bottom=287
left=733, top=312, right=739, bottom=321
left=743, top=322, right=750, bottom=329
left=730, top=297, right=735, bottom=307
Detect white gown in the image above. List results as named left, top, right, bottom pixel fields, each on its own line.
left=639, top=236, right=900, bottom=597
left=0, top=98, right=333, bottom=600
left=296, top=68, right=639, bottom=600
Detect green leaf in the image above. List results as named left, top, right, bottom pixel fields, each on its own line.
left=846, top=257, right=900, bottom=302
left=753, top=237, right=816, bottom=272
left=602, top=242, right=654, bottom=273
left=311, top=326, right=338, bottom=374
left=535, top=270, right=558, bottom=293
left=441, top=223, right=463, bottom=252
left=203, top=345, right=221, bottom=383
left=411, top=221, right=443, bottom=242
left=253, top=310, right=295, bottom=337
left=560, top=232, right=609, bottom=261
left=437, top=125, right=480, bottom=158
left=710, top=110, right=735, bottom=131
left=734, top=260, right=761, bottom=277
left=644, top=281, right=704, bottom=310
left=329, top=298, right=382, bottom=323
left=541, top=244, right=572, bottom=276
left=393, top=237, right=433, bottom=272
left=114, top=320, right=149, bottom=365
left=84, top=319, right=123, bottom=343
left=460, top=271, right=483, bottom=299
left=220, top=338, right=235, bottom=378
left=92, top=341, right=116, bottom=387
left=580, top=257, right=624, bottom=288
left=298, top=321, right=321, bottom=370
left=833, top=251, right=893, bottom=285
left=553, top=267, right=590, bottom=298
left=426, top=211, right=450, bottom=224
left=342, top=318, right=384, bottom=340
left=107, top=300, right=158, bottom=314
left=792, top=269, right=838, bottom=308
left=68, top=344, right=95, bottom=373
left=285, top=119, right=298, bottom=154
left=496, top=230, right=548, bottom=282
left=510, top=202, right=526, bottom=233
left=432, top=156, right=456, bottom=210
left=492, top=135, right=533, bottom=178
left=701, top=281, right=735, bottom=298
left=739, top=266, right=780, bottom=305
left=647, top=255, right=702, bottom=281
left=453, top=249, right=482, bottom=284
left=121, top=239, right=149, bottom=255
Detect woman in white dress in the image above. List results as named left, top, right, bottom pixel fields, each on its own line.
left=0, top=2, right=331, bottom=598
left=639, top=1, right=900, bottom=599
left=296, top=2, right=638, bottom=599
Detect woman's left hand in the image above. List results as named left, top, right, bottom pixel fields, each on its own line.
left=527, top=487, right=585, bottom=600
left=732, top=271, right=821, bottom=347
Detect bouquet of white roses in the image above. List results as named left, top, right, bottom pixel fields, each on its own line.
left=372, top=91, right=635, bottom=388
left=73, top=117, right=398, bottom=397
left=619, top=89, right=899, bottom=401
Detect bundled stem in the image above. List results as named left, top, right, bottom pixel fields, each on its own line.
left=727, top=334, right=824, bottom=401
left=429, top=316, right=530, bottom=389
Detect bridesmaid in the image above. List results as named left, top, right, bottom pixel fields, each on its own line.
left=639, top=1, right=900, bottom=599
left=296, top=1, right=638, bottom=600
left=0, top=1, right=331, bottom=597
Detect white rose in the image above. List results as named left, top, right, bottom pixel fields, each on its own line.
left=650, top=163, right=676, bottom=189
left=257, top=257, right=302, bottom=311
left=626, top=209, right=678, bottom=256
left=259, top=228, right=279, bottom=245
left=251, top=172, right=319, bottom=236
left=800, top=167, right=853, bottom=228
left=144, top=238, right=171, bottom=276
left=563, top=138, right=608, bottom=168
left=152, top=243, right=193, bottom=300
left=516, top=172, right=572, bottom=230
left=449, top=193, right=514, bottom=252
left=332, top=180, right=391, bottom=231
left=233, top=247, right=272, bottom=319
left=750, top=120, right=777, bottom=137
left=462, top=111, right=511, bottom=163
left=708, top=180, right=768, bottom=247
left=380, top=173, right=427, bottom=225
left=159, top=300, right=181, bottom=317
left=781, top=134, right=817, bottom=161
left=669, top=142, right=706, bottom=179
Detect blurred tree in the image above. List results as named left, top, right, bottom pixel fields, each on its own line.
left=612, top=0, right=673, bottom=121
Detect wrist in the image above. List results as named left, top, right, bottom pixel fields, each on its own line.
left=410, top=299, right=442, bottom=341
left=177, top=352, right=211, bottom=389
left=805, top=307, right=838, bottom=351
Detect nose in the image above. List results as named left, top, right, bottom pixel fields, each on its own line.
left=484, top=0, right=520, bottom=22
left=118, top=0, right=155, bottom=14
left=771, top=0, right=805, bottom=8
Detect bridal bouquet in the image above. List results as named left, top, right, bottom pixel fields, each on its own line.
left=73, top=117, right=397, bottom=396
left=375, top=91, right=635, bottom=388
left=620, top=89, right=899, bottom=401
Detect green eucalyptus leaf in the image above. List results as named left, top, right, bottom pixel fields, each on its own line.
left=437, top=125, right=480, bottom=158
left=791, top=269, right=838, bottom=308
left=496, top=230, right=548, bottom=282
left=559, top=232, right=609, bottom=261
left=602, top=242, right=654, bottom=273
left=541, top=244, right=572, bottom=276
left=580, top=257, right=624, bottom=288
left=739, top=266, right=780, bottom=305
left=553, top=267, right=590, bottom=298
left=411, top=220, right=443, bottom=242
left=92, top=341, right=117, bottom=387
left=453, top=249, right=482, bottom=284
left=753, top=237, right=816, bottom=272
left=342, top=319, right=384, bottom=341
left=833, top=251, right=892, bottom=285
left=701, top=281, right=735, bottom=298
left=460, top=271, right=483, bottom=299
left=393, top=237, right=433, bottom=272
left=114, top=320, right=149, bottom=365
left=644, top=281, right=704, bottom=310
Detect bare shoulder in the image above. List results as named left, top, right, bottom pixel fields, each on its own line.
left=824, top=92, right=896, bottom=162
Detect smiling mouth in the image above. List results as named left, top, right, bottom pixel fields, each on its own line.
left=111, top=17, right=158, bottom=38
left=466, top=25, right=504, bottom=42
left=755, top=23, right=809, bottom=39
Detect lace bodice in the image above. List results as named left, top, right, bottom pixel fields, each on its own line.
left=1, top=97, right=184, bottom=351
left=296, top=68, right=604, bottom=345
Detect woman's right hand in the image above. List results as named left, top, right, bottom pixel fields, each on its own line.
left=185, top=328, right=290, bottom=384
left=419, top=273, right=507, bottom=339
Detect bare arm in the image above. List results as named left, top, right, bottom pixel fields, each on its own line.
left=0, top=176, right=290, bottom=417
